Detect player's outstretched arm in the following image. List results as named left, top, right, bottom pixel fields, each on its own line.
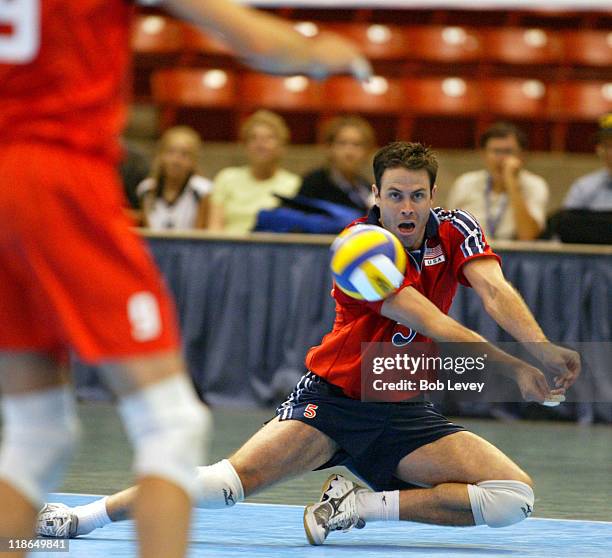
left=381, top=286, right=560, bottom=403
left=163, top=0, right=371, bottom=79
left=462, top=258, right=581, bottom=389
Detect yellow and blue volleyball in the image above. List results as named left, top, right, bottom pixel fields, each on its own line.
left=330, top=224, right=407, bottom=301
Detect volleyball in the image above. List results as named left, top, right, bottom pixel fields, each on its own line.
left=330, top=224, right=407, bottom=301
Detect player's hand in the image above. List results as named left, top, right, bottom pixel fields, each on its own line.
left=535, top=343, right=582, bottom=390
left=306, top=31, right=372, bottom=80
left=243, top=31, right=372, bottom=81
left=514, top=365, right=565, bottom=404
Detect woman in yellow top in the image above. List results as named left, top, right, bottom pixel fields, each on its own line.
left=209, top=110, right=300, bottom=234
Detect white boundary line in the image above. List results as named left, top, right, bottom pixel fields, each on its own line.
left=51, top=493, right=612, bottom=525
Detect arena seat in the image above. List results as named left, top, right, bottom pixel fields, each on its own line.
left=239, top=73, right=323, bottom=112
left=400, top=76, right=481, bottom=147
left=323, top=23, right=409, bottom=61
left=238, top=73, right=324, bottom=142
left=549, top=80, right=612, bottom=151
left=322, top=76, right=404, bottom=144
left=404, top=26, right=483, bottom=64
left=562, top=30, right=612, bottom=70
left=132, top=14, right=185, bottom=55
left=478, top=78, right=554, bottom=150
left=131, top=15, right=187, bottom=100
left=481, top=27, right=562, bottom=69
left=480, top=78, right=551, bottom=118
left=404, top=76, right=481, bottom=115
left=323, top=75, right=404, bottom=114
left=151, top=68, right=237, bottom=136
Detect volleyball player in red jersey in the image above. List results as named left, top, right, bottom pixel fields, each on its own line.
left=36, top=142, right=581, bottom=548
left=0, top=1, right=369, bottom=557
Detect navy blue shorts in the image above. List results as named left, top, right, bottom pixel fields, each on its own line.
left=276, top=371, right=465, bottom=491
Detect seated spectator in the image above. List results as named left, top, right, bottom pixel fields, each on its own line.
left=447, top=122, right=548, bottom=240
left=298, top=115, right=375, bottom=212
left=563, top=113, right=612, bottom=211
left=552, top=113, right=612, bottom=244
left=137, top=126, right=212, bottom=230
left=209, top=110, right=300, bottom=234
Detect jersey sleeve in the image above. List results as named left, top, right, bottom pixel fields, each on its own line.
left=448, top=209, right=501, bottom=287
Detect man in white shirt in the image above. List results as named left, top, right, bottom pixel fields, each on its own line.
left=447, top=123, right=548, bottom=241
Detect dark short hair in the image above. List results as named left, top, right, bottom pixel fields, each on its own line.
left=373, top=142, right=438, bottom=191
left=479, top=121, right=527, bottom=150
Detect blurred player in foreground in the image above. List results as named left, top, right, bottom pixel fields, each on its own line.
left=37, top=142, right=580, bottom=546
left=0, top=1, right=370, bottom=557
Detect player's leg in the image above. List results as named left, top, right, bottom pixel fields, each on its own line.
left=228, top=416, right=339, bottom=496
left=304, top=404, right=534, bottom=544
left=37, top=412, right=339, bottom=538
left=98, top=350, right=210, bottom=558
left=0, top=353, right=79, bottom=558
left=393, top=430, right=533, bottom=526
left=37, top=420, right=337, bottom=538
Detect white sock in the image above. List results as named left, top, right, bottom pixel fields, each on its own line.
left=356, top=490, right=400, bottom=522
left=73, top=497, right=111, bottom=535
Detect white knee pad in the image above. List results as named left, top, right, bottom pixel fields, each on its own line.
left=118, top=375, right=211, bottom=500
left=194, top=459, right=244, bottom=509
left=467, top=480, right=534, bottom=528
left=0, top=386, right=80, bottom=506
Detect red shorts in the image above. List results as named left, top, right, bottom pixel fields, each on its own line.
left=0, top=143, right=180, bottom=362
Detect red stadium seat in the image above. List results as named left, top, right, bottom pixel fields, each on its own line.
left=131, top=15, right=188, bottom=100
left=152, top=68, right=237, bottom=107
left=131, top=15, right=185, bottom=54
left=151, top=68, right=237, bottom=137
left=323, top=23, right=409, bottom=61
left=238, top=73, right=324, bottom=142
left=480, top=78, right=551, bottom=118
left=479, top=78, right=554, bottom=150
left=322, top=76, right=404, bottom=144
left=549, top=80, right=612, bottom=151
left=552, top=80, right=612, bottom=121
left=404, top=77, right=482, bottom=115
left=562, top=30, right=612, bottom=68
left=399, top=77, right=482, bottom=148
left=239, top=73, right=323, bottom=112
left=404, top=26, right=483, bottom=64
left=481, top=27, right=562, bottom=66
left=323, top=76, right=404, bottom=114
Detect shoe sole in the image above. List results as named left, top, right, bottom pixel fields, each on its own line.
left=303, top=474, right=338, bottom=546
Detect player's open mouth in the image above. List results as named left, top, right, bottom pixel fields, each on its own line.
left=397, top=222, right=416, bottom=234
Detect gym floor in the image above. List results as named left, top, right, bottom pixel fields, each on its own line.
left=32, top=404, right=612, bottom=556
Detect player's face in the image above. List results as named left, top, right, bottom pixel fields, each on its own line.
left=483, top=135, right=522, bottom=179
left=245, top=123, right=284, bottom=167
left=160, top=138, right=197, bottom=182
left=374, top=167, right=435, bottom=250
left=329, top=126, right=369, bottom=177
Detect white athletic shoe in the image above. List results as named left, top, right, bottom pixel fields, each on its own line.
left=303, top=474, right=367, bottom=545
left=37, top=503, right=79, bottom=538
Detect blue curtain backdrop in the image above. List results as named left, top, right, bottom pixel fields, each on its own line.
left=74, top=236, right=612, bottom=422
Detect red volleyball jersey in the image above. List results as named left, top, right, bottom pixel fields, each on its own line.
left=0, top=0, right=133, bottom=163
left=305, top=207, right=501, bottom=399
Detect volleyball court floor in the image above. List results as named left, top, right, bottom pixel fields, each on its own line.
left=40, top=404, right=612, bottom=557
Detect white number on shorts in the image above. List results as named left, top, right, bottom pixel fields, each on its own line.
left=0, top=0, right=40, bottom=63
left=128, top=292, right=162, bottom=342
